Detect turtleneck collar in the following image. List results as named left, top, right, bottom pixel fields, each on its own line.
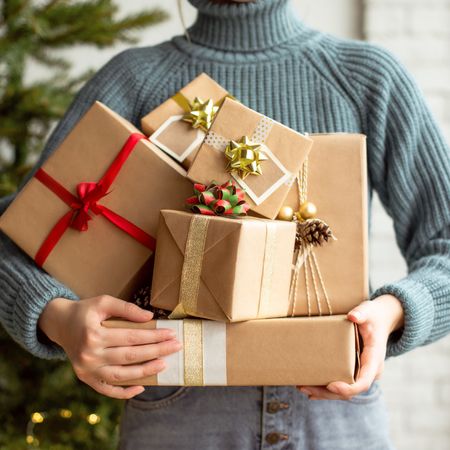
left=187, top=0, right=308, bottom=52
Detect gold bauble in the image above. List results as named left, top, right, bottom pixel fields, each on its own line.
left=277, top=206, right=294, bottom=221
left=297, top=202, right=317, bottom=220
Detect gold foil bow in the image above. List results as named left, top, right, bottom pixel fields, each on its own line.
left=225, top=136, right=268, bottom=180
left=182, top=97, right=219, bottom=132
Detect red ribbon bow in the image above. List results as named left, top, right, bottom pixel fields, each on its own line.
left=33, top=133, right=156, bottom=267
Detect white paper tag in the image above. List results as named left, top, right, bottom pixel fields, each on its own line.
left=150, top=115, right=205, bottom=163
left=231, top=144, right=292, bottom=205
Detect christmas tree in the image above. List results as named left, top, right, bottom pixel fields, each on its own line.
left=0, top=1, right=168, bottom=448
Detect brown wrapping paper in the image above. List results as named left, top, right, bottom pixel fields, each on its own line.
left=102, top=315, right=360, bottom=386
left=187, top=98, right=313, bottom=219
left=142, top=73, right=229, bottom=169
left=0, top=102, right=194, bottom=300
left=284, top=133, right=369, bottom=316
left=150, top=210, right=296, bottom=322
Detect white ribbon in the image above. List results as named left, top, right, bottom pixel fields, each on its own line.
left=156, top=320, right=227, bottom=386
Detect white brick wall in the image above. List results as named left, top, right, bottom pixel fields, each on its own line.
left=364, top=1, right=450, bottom=449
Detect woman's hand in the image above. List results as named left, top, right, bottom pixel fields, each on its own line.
left=298, top=294, right=404, bottom=401
left=38, top=296, right=182, bottom=400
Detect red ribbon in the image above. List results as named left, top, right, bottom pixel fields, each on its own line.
left=34, top=133, right=156, bottom=267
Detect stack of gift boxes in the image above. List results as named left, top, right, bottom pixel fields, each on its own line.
left=0, top=73, right=368, bottom=387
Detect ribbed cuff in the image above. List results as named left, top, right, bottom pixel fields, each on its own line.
left=371, top=277, right=435, bottom=358
left=0, top=235, right=79, bottom=360
left=14, top=273, right=79, bottom=360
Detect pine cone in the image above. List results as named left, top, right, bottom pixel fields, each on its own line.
left=295, top=219, right=335, bottom=251
left=131, top=285, right=170, bottom=319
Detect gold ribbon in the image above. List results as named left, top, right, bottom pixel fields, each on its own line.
left=183, top=319, right=204, bottom=386
left=169, top=215, right=210, bottom=319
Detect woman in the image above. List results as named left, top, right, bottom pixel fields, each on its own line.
left=1, top=0, right=449, bottom=448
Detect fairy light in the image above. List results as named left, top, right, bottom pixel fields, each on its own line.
left=87, top=413, right=101, bottom=425
left=59, top=409, right=72, bottom=419
left=25, top=408, right=102, bottom=446
left=31, top=412, right=45, bottom=424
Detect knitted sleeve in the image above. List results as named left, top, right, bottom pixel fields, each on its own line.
left=0, top=48, right=160, bottom=360
left=339, top=43, right=450, bottom=357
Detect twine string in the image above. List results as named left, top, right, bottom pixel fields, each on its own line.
left=289, top=158, right=333, bottom=316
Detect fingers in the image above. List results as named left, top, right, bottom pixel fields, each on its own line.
left=97, top=296, right=154, bottom=322
left=326, top=346, right=382, bottom=399
left=347, top=300, right=372, bottom=324
left=101, top=327, right=177, bottom=348
left=98, top=359, right=166, bottom=385
left=90, top=379, right=146, bottom=400
left=103, top=339, right=182, bottom=365
left=298, top=386, right=344, bottom=401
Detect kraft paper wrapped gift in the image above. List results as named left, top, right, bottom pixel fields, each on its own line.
left=150, top=209, right=296, bottom=322
left=142, top=73, right=230, bottom=169
left=0, top=102, right=193, bottom=300
left=283, top=133, right=369, bottom=316
left=102, top=315, right=360, bottom=386
left=187, top=98, right=313, bottom=219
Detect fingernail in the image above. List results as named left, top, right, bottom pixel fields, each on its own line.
left=300, top=388, right=312, bottom=397
left=350, top=311, right=362, bottom=321
left=166, top=329, right=177, bottom=338
left=174, top=341, right=183, bottom=350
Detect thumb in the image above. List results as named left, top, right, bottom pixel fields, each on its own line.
left=347, top=301, right=372, bottom=324
left=98, top=296, right=154, bottom=322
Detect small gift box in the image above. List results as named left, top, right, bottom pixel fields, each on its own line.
left=187, top=98, right=313, bottom=219
left=142, top=73, right=230, bottom=169
left=281, top=133, right=369, bottom=316
left=103, top=315, right=360, bottom=386
left=149, top=205, right=296, bottom=322
left=0, top=102, right=193, bottom=300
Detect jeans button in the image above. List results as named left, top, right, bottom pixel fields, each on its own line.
left=266, top=401, right=290, bottom=413
left=265, top=432, right=289, bottom=445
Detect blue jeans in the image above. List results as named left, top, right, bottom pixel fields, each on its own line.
left=118, top=382, right=394, bottom=449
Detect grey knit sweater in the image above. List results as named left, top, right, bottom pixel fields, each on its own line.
left=0, top=0, right=449, bottom=361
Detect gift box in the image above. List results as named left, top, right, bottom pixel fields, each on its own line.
left=142, top=73, right=230, bottom=169
left=102, top=315, right=360, bottom=386
left=282, top=133, right=369, bottom=316
left=0, top=102, right=194, bottom=300
left=150, top=209, right=296, bottom=322
left=187, top=98, right=313, bottom=219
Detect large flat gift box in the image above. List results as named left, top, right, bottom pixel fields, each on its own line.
left=187, top=98, right=313, bottom=219
left=284, top=133, right=369, bottom=316
left=0, top=102, right=193, bottom=300
left=142, top=73, right=230, bottom=169
left=150, top=210, right=296, bottom=322
left=103, top=315, right=360, bottom=386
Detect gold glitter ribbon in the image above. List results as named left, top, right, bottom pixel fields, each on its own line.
left=172, top=92, right=192, bottom=112
left=169, top=215, right=210, bottom=319
left=183, top=319, right=204, bottom=386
